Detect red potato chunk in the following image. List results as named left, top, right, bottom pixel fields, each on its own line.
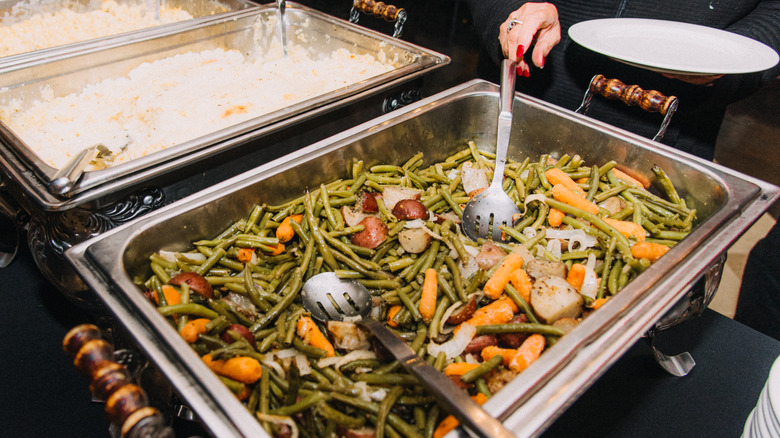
left=350, top=217, right=388, bottom=249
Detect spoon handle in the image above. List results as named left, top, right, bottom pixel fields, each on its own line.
left=361, top=318, right=515, bottom=438
left=491, top=59, right=517, bottom=188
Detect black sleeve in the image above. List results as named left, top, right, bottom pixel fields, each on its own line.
left=467, top=0, right=526, bottom=65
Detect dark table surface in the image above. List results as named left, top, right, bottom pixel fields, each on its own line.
left=2, top=242, right=779, bottom=438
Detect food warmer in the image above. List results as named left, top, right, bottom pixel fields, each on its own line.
left=67, top=79, right=780, bottom=437
left=0, top=0, right=260, bottom=66
left=0, top=2, right=449, bottom=301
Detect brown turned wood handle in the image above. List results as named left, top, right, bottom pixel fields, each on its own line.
left=589, top=74, right=677, bottom=115
left=352, top=0, right=404, bottom=22
left=63, top=324, right=174, bottom=438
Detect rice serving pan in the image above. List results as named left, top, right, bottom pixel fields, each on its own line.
left=0, top=0, right=259, bottom=67
left=67, top=80, right=779, bottom=437
left=0, top=2, right=449, bottom=210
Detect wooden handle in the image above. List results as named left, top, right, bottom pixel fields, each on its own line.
left=352, top=0, right=404, bottom=22
left=63, top=324, right=173, bottom=438
left=589, top=75, right=677, bottom=115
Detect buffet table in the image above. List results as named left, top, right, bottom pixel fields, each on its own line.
left=2, top=240, right=778, bottom=437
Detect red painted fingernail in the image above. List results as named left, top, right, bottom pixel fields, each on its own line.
left=541, top=57, right=546, bottom=69
left=516, top=66, right=523, bottom=76
left=523, top=68, right=530, bottom=78
left=516, top=45, right=525, bottom=59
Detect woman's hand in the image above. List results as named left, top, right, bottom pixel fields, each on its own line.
left=499, top=2, right=561, bottom=77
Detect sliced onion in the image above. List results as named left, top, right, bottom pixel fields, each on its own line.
left=317, top=350, right=376, bottom=370
left=405, top=219, right=443, bottom=240
left=580, top=265, right=599, bottom=300
left=294, top=352, right=311, bottom=376
left=547, top=239, right=562, bottom=260
left=256, top=414, right=299, bottom=438
left=463, top=353, right=479, bottom=364
left=439, top=301, right=465, bottom=335
left=261, top=354, right=286, bottom=378
left=522, top=194, right=547, bottom=215
left=427, top=323, right=476, bottom=359
left=523, top=227, right=537, bottom=238
left=585, top=253, right=597, bottom=271
left=354, top=381, right=387, bottom=402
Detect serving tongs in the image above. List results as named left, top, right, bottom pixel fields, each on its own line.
left=277, top=0, right=288, bottom=57
left=48, top=143, right=111, bottom=196
left=301, top=272, right=515, bottom=438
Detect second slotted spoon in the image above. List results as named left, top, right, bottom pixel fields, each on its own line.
left=462, top=59, right=521, bottom=242
left=301, top=272, right=515, bottom=438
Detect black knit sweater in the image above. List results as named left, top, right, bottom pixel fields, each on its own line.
left=468, top=0, right=780, bottom=159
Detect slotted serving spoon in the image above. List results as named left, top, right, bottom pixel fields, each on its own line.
left=301, top=272, right=515, bottom=438
left=462, top=59, right=521, bottom=242
left=48, top=143, right=111, bottom=196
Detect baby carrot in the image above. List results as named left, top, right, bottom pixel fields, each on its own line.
left=155, top=284, right=181, bottom=306
left=551, top=184, right=599, bottom=215
left=264, top=242, right=286, bottom=256
left=613, top=168, right=648, bottom=188
left=630, top=241, right=670, bottom=262
left=602, top=217, right=647, bottom=241
left=420, top=268, right=438, bottom=323
left=236, top=247, right=255, bottom=263
left=509, top=269, right=532, bottom=303
left=202, top=354, right=263, bottom=384
left=481, top=345, right=518, bottom=366
left=180, top=318, right=210, bottom=343
left=386, top=305, right=402, bottom=328
left=566, top=263, right=587, bottom=292
left=545, top=168, right=586, bottom=195
left=433, top=393, right=488, bottom=438
left=443, top=362, right=480, bottom=376
left=296, top=316, right=335, bottom=357
left=484, top=253, right=524, bottom=299
left=548, top=207, right=565, bottom=227
left=275, top=214, right=303, bottom=243
left=508, top=334, right=546, bottom=373
left=455, top=299, right=515, bottom=335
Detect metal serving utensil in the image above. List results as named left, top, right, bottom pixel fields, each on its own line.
left=277, top=0, right=288, bottom=57
left=462, top=59, right=521, bottom=242
left=48, top=143, right=111, bottom=196
left=301, top=272, right=515, bottom=438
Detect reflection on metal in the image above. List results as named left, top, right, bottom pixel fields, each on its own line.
left=644, top=253, right=725, bottom=376
left=26, top=187, right=165, bottom=303
left=382, top=88, right=422, bottom=113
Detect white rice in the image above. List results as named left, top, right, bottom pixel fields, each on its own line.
left=0, top=44, right=396, bottom=170
left=0, top=0, right=194, bottom=57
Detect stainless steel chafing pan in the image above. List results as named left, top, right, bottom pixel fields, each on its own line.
left=67, top=80, right=779, bottom=437
left=0, top=0, right=259, bottom=66
left=0, top=2, right=449, bottom=208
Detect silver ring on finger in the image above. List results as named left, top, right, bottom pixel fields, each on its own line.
left=507, top=19, right=523, bottom=31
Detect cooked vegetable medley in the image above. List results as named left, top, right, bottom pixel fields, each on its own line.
left=141, top=142, right=694, bottom=437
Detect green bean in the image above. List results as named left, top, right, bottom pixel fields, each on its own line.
left=597, top=237, right=617, bottom=299
left=377, top=386, right=404, bottom=438
left=396, top=287, right=422, bottom=322
left=317, top=401, right=366, bottom=428
left=250, top=268, right=304, bottom=332
left=269, top=391, right=327, bottom=416
left=439, top=189, right=463, bottom=218
left=292, top=337, right=329, bottom=359
left=157, top=303, right=218, bottom=319
left=545, top=198, right=632, bottom=257
left=505, top=283, right=539, bottom=324
left=304, top=192, right=338, bottom=271
left=194, top=248, right=226, bottom=276
left=428, top=296, right=451, bottom=340
left=476, top=323, right=565, bottom=337
left=330, top=393, right=423, bottom=438
left=608, top=259, right=623, bottom=296
left=256, top=332, right=278, bottom=353
left=461, top=354, right=503, bottom=383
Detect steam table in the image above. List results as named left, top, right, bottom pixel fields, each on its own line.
left=2, top=243, right=777, bottom=437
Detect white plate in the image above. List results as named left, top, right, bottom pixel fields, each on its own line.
left=569, top=18, right=779, bottom=75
